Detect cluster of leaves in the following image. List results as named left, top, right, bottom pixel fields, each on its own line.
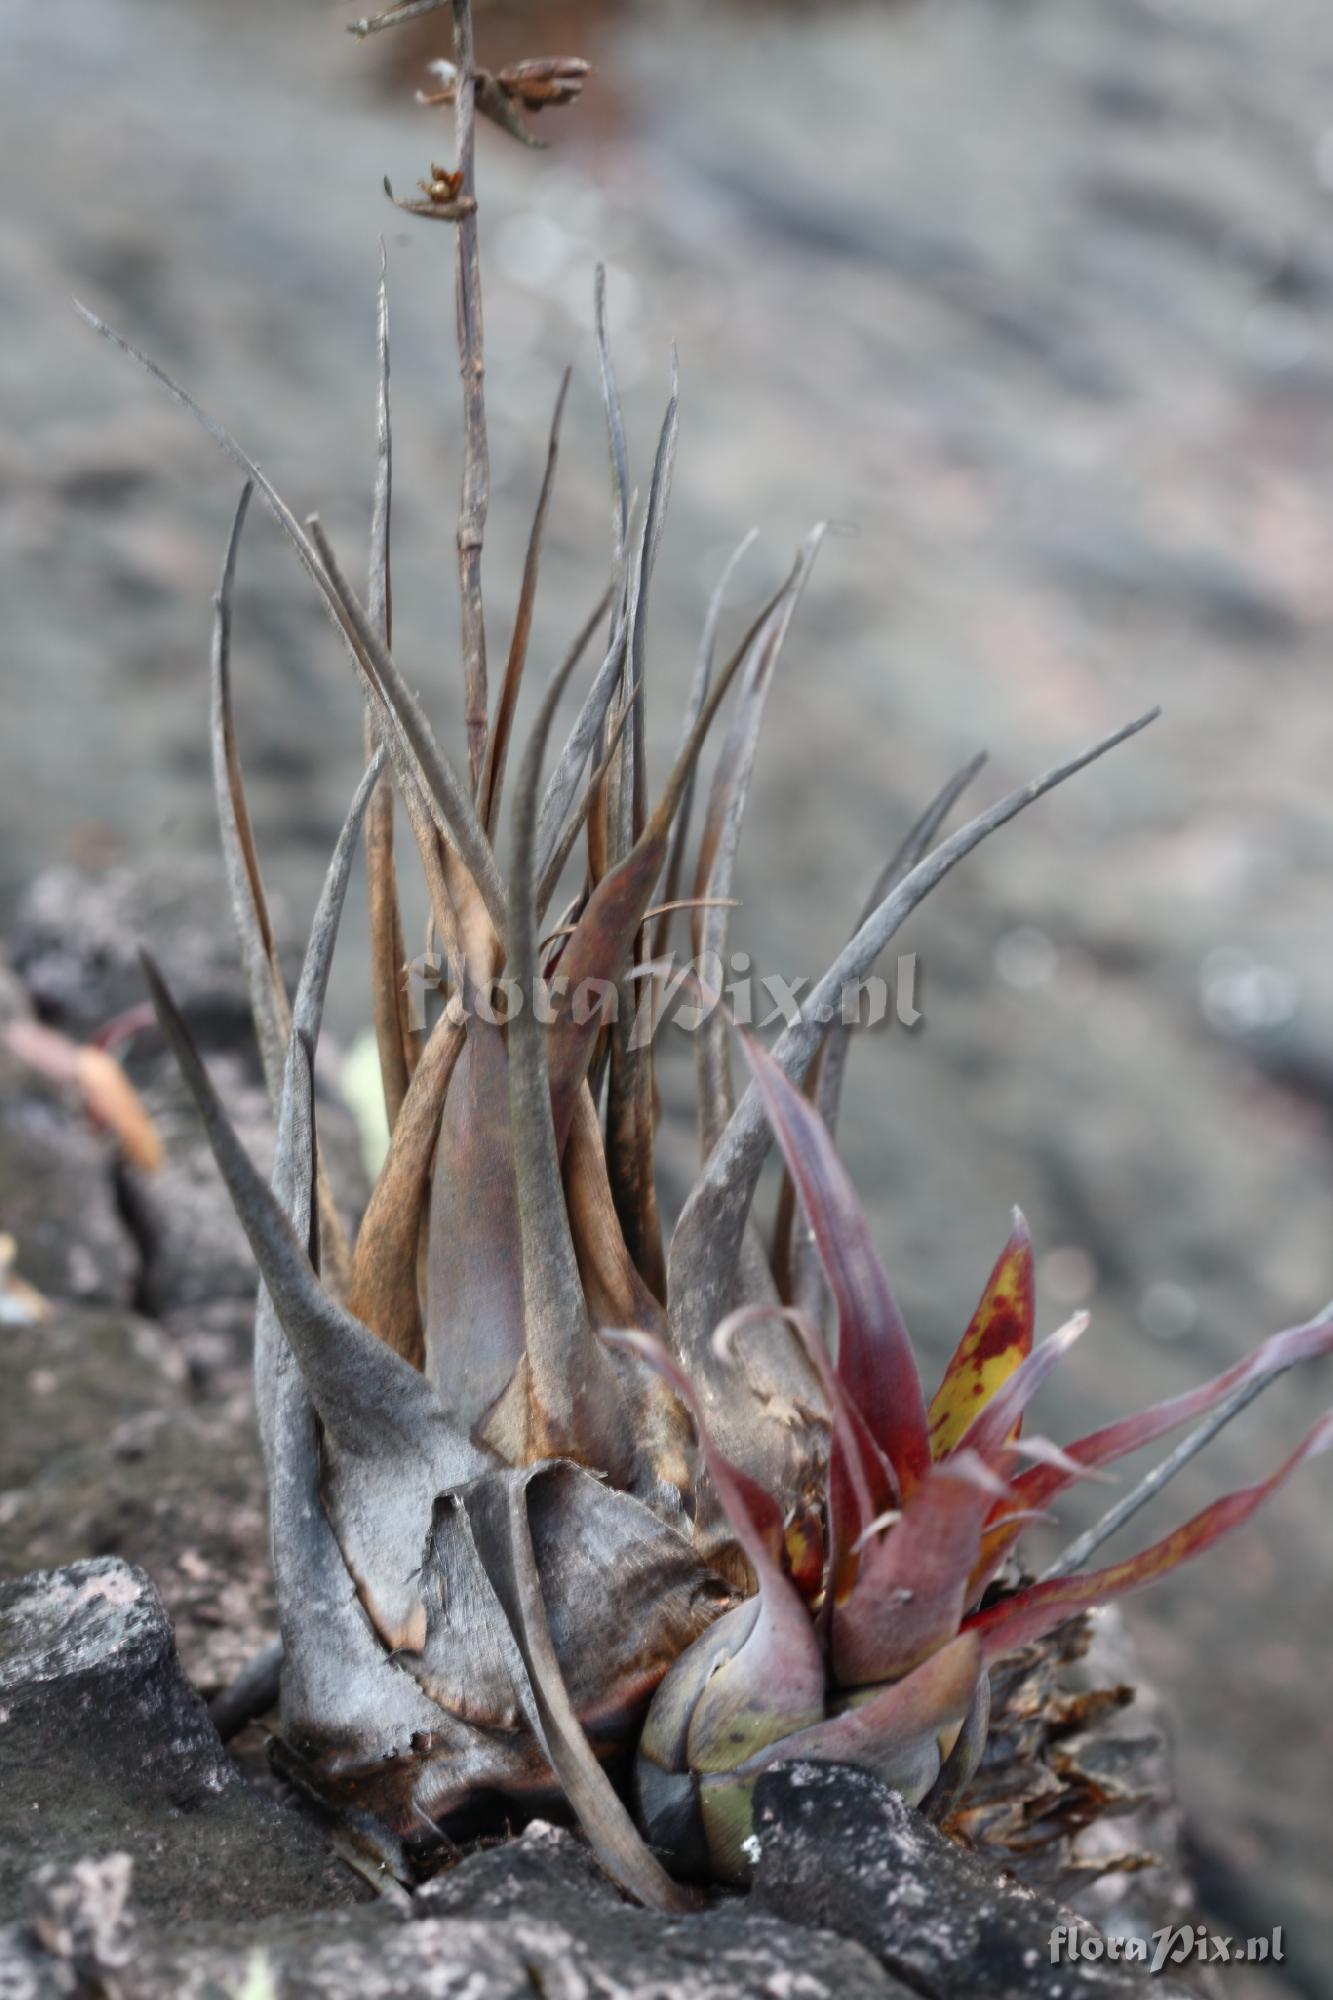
left=80, top=0, right=1333, bottom=1910
left=620, top=1036, right=1333, bottom=1882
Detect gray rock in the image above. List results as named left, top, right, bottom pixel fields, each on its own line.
left=409, top=1821, right=905, bottom=2000
left=111, top=1907, right=902, bottom=2000
left=412, top=1818, right=626, bottom=1922
left=0, top=1926, right=75, bottom=2000
left=27, top=1855, right=134, bottom=1979
left=0, top=1825, right=905, bottom=2000
left=750, top=1762, right=1191, bottom=1999
left=118, top=1049, right=275, bottom=1317
left=0, top=1390, right=272, bottom=1695
left=0, top=1303, right=185, bottom=1495
left=0, top=1299, right=271, bottom=1692
left=10, top=858, right=260, bottom=1052
left=0, top=1558, right=363, bottom=1926
left=10, top=858, right=368, bottom=1324
left=0, top=1044, right=138, bottom=1308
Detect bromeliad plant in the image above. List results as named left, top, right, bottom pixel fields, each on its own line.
left=88, top=0, right=1333, bottom=1912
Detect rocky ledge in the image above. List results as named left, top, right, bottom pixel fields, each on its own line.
left=0, top=1558, right=1193, bottom=2000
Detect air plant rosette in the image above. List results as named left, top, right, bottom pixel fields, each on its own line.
left=83, top=0, right=1333, bottom=1914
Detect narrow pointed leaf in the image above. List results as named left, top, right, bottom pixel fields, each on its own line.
left=668, top=708, right=1158, bottom=1391
left=481, top=369, right=571, bottom=837
left=740, top=1028, right=930, bottom=1495
left=461, top=1467, right=700, bottom=1914
left=253, top=743, right=384, bottom=1454
left=365, top=256, right=414, bottom=1131
left=536, top=650, right=631, bottom=917
left=650, top=528, right=758, bottom=966
left=693, top=529, right=824, bottom=1155
left=210, top=492, right=355, bottom=1295
left=976, top=1303, right=1333, bottom=1581
left=601, top=372, right=680, bottom=1297
left=815, top=753, right=988, bottom=1146
left=143, top=948, right=447, bottom=1461
left=255, top=745, right=384, bottom=1469
left=594, top=263, right=629, bottom=565
left=210, top=481, right=287, bottom=1107
left=348, top=1007, right=463, bottom=1367
left=966, top=1412, right=1333, bottom=1661
left=535, top=591, right=627, bottom=890
left=504, top=627, right=628, bottom=1471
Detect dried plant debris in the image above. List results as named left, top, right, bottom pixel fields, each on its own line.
left=77, top=0, right=1333, bottom=1914
left=4, top=1017, right=163, bottom=1171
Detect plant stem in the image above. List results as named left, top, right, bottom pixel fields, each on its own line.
left=452, top=0, right=490, bottom=796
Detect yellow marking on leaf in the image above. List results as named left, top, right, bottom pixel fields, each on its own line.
left=928, top=1212, right=1034, bottom=1457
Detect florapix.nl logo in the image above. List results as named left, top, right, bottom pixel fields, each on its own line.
left=401, top=946, right=924, bottom=1042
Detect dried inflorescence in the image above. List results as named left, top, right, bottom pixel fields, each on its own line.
left=84, top=0, right=1333, bottom=1912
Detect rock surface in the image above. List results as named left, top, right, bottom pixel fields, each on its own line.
left=0, top=1794, right=1208, bottom=2000
left=0, top=1041, right=138, bottom=1308
left=751, top=1762, right=1193, bottom=2000
left=0, top=1359, right=273, bottom=1693
left=8, top=856, right=369, bottom=1316
left=0, top=1558, right=362, bottom=1927
left=0, top=1824, right=1160, bottom=2000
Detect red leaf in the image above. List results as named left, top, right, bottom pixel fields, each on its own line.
left=832, top=1452, right=1009, bottom=1687
left=974, top=1304, right=1333, bottom=1585
left=740, top=1031, right=930, bottom=1495
left=965, top=1410, right=1333, bottom=1661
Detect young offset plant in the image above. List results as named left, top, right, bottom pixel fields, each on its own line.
left=86, top=0, right=1333, bottom=1911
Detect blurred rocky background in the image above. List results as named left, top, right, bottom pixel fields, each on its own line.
left=3, top=0, right=1333, bottom=1991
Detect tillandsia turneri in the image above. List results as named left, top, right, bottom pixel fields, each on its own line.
left=79, top=0, right=1333, bottom=1912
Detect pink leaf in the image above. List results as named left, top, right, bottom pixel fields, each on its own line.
left=831, top=1452, right=1010, bottom=1688
left=965, top=1410, right=1333, bottom=1661
left=974, top=1304, right=1333, bottom=1585
left=740, top=1030, right=930, bottom=1495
